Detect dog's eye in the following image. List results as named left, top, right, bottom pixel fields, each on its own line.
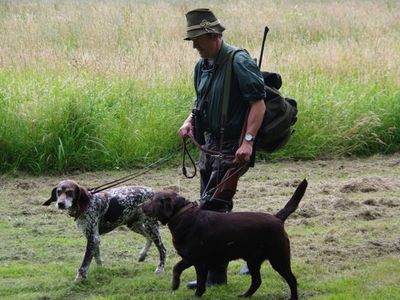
left=66, top=191, right=73, bottom=197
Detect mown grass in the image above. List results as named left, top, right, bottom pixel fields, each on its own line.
left=1, top=155, right=400, bottom=300
left=2, top=257, right=399, bottom=300
left=0, top=0, right=399, bottom=173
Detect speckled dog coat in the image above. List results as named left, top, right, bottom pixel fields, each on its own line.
left=43, top=180, right=166, bottom=280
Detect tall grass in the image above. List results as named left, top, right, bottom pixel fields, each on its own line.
left=0, top=0, right=399, bottom=172
left=0, top=71, right=193, bottom=172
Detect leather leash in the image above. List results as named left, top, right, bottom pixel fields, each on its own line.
left=181, top=134, right=235, bottom=179
left=89, top=151, right=177, bottom=194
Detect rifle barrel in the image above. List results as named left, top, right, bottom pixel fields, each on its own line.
left=258, top=26, right=269, bottom=69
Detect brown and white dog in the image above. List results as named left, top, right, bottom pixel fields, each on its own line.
left=141, top=179, right=308, bottom=299
left=43, top=180, right=166, bottom=281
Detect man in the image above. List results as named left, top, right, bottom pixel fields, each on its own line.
left=178, top=8, right=266, bottom=288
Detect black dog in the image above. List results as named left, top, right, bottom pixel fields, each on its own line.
left=43, top=180, right=166, bottom=280
left=141, top=179, right=307, bottom=298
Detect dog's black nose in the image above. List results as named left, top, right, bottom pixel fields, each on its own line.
left=58, top=202, right=65, bottom=209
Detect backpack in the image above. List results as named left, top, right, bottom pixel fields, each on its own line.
left=256, top=71, right=298, bottom=153
left=223, top=51, right=298, bottom=153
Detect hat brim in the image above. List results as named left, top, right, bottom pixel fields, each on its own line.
left=184, top=24, right=225, bottom=41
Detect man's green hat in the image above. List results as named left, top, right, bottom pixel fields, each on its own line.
left=184, top=8, right=225, bottom=41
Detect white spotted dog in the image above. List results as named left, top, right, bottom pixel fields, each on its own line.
left=43, top=180, right=166, bottom=281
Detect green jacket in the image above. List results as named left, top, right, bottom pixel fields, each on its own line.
left=194, top=42, right=265, bottom=139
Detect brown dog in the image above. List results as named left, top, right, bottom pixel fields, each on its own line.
left=141, top=179, right=307, bottom=299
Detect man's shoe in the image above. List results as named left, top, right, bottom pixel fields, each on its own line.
left=239, top=262, right=250, bottom=275
left=186, top=278, right=227, bottom=290
left=186, top=263, right=228, bottom=289
left=186, top=280, right=197, bottom=289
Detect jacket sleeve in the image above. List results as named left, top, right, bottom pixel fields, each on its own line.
left=233, top=52, right=266, bottom=103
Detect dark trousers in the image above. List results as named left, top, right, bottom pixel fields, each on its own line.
left=198, top=136, right=250, bottom=284
left=199, top=136, right=250, bottom=212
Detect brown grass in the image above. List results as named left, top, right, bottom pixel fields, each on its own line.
left=0, top=0, right=399, bottom=84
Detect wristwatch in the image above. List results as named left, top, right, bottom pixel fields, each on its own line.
left=244, top=133, right=255, bottom=143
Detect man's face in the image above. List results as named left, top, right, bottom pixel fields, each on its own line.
left=192, top=34, right=220, bottom=59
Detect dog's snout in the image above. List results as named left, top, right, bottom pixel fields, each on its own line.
left=57, top=202, right=66, bottom=209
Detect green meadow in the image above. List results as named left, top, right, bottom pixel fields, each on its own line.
left=0, top=0, right=399, bottom=173
left=1, top=1, right=400, bottom=300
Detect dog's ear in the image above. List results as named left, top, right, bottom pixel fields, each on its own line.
left=75, top=185, right=90, bottom=216
left=154, top=194, right=175, bottom=225
left=43, top=187, right=57, bottom=206
left=174, top=195, right=187, bottom=205
left=162, top=196, right=174, bottom=219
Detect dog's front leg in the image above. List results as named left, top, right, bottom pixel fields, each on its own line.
left=94, top=243, right=104, bottom=266
left=75, top=230, right=100, bottom=281
left=172, top=259, right=193, bottom=290
left=194, top=264, right=208, bottom=297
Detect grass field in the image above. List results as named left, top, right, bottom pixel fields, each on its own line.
left=0, top=2, right=400, bottom=298
left=0, top=0, right=399, bottom=173
left=1, top=154, right=400, bottom=299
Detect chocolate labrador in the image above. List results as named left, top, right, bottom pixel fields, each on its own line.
left=141, top=179, right=308, bottom=298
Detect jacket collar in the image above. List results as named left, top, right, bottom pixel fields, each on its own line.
left=204, top=41, right=235, bottom=68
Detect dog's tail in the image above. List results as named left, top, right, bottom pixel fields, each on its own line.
left=275, top=179, right=308, bottom=222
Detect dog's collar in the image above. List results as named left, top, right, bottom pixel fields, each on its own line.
left=168, top=202, right=197, bottom=224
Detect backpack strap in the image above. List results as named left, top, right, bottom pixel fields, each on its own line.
left=219, top=49, right=245, bottom=148
left=196, top=55, right=232, bottom=111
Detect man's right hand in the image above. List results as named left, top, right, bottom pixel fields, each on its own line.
left=178, top=119, right=193, bottom=138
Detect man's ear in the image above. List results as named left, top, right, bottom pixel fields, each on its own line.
left=43, top=187, right=57, bottom=206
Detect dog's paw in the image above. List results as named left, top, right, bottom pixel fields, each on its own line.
left=75, top=267, right=88, bottom=282
left=74, top=273, right=87, bottom=282
left=194, top=290, right=205, bottom=297
left=95, top=258, right=104, bottom=266
left=138, top=256, right=146, bottom=262
left=238, top=292, right=251, bottom=298
left=154, top=265, right=165, bottom=273
left=172, top=278, right=180, bottom=290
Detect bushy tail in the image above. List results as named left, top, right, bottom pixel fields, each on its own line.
left=275, top=179, right=308, bottom=222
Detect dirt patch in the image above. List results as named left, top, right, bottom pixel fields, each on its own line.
left=334, top=198, right=361, bottom=209
left=294, top=202, right=320, bottom=218
left=15, top=180, right=38, bottom=190
left=340, top=176, right=400, bottom=193
left=355, top=210, right=382, bottom=221
left=379, top=198, right=399, bottom=208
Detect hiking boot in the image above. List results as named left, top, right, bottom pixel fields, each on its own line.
left=239, top=262, right=250, bottom=275
left=186, top=263, right=228, bottom=289
left=186, top=280, right=198, bottom=289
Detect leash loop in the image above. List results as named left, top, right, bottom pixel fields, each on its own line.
left=182, top=138, right=197, bottom=179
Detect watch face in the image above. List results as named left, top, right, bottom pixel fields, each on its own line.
left=245, top=133, right=254, bottom=142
